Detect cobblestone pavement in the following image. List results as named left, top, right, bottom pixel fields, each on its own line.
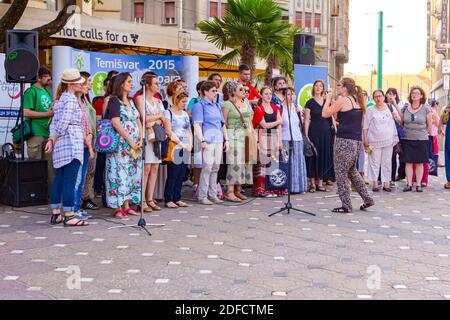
left=1, top=172, right=450, bottom=300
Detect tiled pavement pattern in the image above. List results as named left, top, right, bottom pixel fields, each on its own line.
left=1, top=174, right=450, bottom=300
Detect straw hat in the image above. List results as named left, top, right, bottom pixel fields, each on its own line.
left=61, top=68, right=85, bottom=84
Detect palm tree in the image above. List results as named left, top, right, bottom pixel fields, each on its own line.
left=197, top=0, right=291, bottom=77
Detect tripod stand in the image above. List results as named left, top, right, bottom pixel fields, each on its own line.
left=108, top=78, right=164, bottom=235
left=269, top=91, right=315, bottom=217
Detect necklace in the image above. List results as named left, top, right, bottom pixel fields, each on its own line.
left=411, top=104, right=421, bottom=110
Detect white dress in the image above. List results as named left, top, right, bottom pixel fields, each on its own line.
left=145, top=98, right=165, bottom=164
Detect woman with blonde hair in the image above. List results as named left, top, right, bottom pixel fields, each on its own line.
left=322, top=78, right=374, bottom=213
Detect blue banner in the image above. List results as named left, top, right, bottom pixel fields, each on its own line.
left=294, top=65, right=328, bottom=110
left=53, top=46, right=199, bottom=101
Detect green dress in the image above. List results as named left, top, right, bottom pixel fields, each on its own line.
left=223, top=100, right=253, bottom=185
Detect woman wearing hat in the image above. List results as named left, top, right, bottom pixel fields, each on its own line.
left=45, top=68, right=88, bottom=227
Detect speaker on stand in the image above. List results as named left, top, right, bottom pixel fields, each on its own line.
left=1, top=30, right=47, bottom=207
left=293, top=34, right=316, bottom=66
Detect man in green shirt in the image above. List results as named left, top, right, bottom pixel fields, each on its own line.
left=23, top=66, right=54, bottom=185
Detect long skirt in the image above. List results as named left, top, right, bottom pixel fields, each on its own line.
left=283, top=140, right=308, bottom=193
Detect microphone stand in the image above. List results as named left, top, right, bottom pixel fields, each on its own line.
left=269, top=90, right=315, bottom=217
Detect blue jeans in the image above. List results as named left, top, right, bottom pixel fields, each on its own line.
left=74, top=148, right=90, bottom=212
left=446, top=125, right=450, bottom=182
left=164, top=155, right=188, bottom=203
left=50, top=159, right=82, bottom=212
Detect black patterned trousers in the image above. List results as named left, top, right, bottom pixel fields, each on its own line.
left=334, top=138, right=373, bottom=211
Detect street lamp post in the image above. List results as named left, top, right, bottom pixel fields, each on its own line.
left=377, top=11, right=383, bottom=90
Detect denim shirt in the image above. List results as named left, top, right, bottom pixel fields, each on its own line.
left=192, top=98, right=224, bottom=144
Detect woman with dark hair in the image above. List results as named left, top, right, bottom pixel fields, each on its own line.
left=399, top=86, right=433, bottom=192
left=222, top=81, right=253, bottom=202
left=135, top=73, right=165, bottom=212
left=322, top=78, right=374, bottom=213
left=385, top=87, right=405, bottom=185
left=283, top=88, right=308, bottom=193
left=305, top=80, right=335, bottom=192
left=105, top=73, right=143, bottom=218
left=364, top=90, right=399, bottom=192
left=80, top=71, right=100, bottom=211
left=72, top=72, right=95, bottom=219
left=252, top=86, right=285, bottom=197
left=45, top=68, right=88, bottom=226
left=192, top=80, right=230, bottom=205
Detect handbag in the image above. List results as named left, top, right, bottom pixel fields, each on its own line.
left=231, top=101, right=258, bottom=163
left=95, top=119, right=119, bottom=153
left=11, top=115, right=33, bottom=144
left=162, top=140, right=177, bottom=163
left=265, top=151, right=289, bottom=190
left=442, top=107, right=450, bottom=125
left=297, top=111, right=317, bottom=158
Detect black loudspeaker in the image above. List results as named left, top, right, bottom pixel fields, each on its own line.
left=293, top=34, right=316, bottom=65
left=4, top=29, right=39, bottom=83
left=0, top=159, right=48, bottom=207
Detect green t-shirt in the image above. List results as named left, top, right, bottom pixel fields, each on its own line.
left=86, top=102, right=97, bottom=139
left=23, top=85, right=52, bottom=137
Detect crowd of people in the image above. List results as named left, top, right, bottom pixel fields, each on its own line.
left=22, top=65, right=450, bottom=227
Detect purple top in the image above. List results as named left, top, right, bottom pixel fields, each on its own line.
left=50, top=92, right=84, bottom=168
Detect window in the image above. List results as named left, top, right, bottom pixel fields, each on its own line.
left=221, top=3, right=226, bottom=18
left=305, top=12, right=312, bottom=31
left=210, top=1, right=218, bottom=18
left=296, top=0, right=303, bottom=8
left=164, top=1, right=176, bottom=24
left=314, top=13, right=321, bottom=33
left=134, top=2, right=144, bottom=23
left=295, top=11, right=302, bottom=26
left=281, top=13, right=290, bottom=23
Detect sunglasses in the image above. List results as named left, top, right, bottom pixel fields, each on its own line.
left=411, top=114, right=417, bottom=122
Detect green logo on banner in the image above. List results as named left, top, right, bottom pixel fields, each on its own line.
left=92, top=72, right=108, bottom=97
left=297, top=84, right=313, bottom=110
left=74, top=53, right=85, bottom=70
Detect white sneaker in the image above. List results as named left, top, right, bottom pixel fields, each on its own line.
left=183, top=180, right=194, bottom=187
left=210, top=197, right=224, bottom=204
left=199, top=198, right=213, bottom=205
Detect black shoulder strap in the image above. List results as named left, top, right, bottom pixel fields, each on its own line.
left=347, top=96, right=355, bottom=109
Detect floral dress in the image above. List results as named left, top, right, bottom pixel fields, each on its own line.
left=105, top=99, right=142, bottom=208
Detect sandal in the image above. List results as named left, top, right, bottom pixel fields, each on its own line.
left=175, top=201, right=190, bottom=207
left=360, top=201, right=375, bottom=211
left=416, top=186, right=423, bottom=193
left=124, top=208, right=139, bottom=216
left=372, top=187, right=380, bottom=192
left=114, top=208, right=127, bottom=219
left=64, top=215, right=88, bottom=227
left=165, top=202, right=179, bottom=209
left=382, top=187, right=392, bottom=192
left=235, top=193, right=248, bottom=200
left=224, top=192, right=242, bottom=202
left=403, top=186, right=413, bottom=192
left=445, top=183, right=450, bottom=189
left=50, top=213, right=63, bottom=225
left=147, top=200, right=161, bottom=211
left=308, top=185, right=316, bottom=193
left=332, top=207, right=352, bottom=213
left=316, top=186, right=328, bottom=192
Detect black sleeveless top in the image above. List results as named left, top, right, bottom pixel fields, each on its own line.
left=264, top=108, right=277, bottom=134
left=337, top=97, right=363, bottom=141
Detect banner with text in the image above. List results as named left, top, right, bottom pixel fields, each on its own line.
left=52, top=46, right=199, bottom=100
left=0, top=53, right=25, bottom=146
left=294, top=65, right=328, bottom=110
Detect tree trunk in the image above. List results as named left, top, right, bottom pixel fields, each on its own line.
left=33, top=3, right=76, bottom=42
left=264, top=55, right=279, bottom=86
left=0, top=0, right=30, bottom=53
left=240, top=42, right=256, bottom=78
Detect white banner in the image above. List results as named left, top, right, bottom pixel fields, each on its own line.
left=0, top=53, right=22, bottom=147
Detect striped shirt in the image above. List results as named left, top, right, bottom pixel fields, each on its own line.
left=50, top=92, right=84, bottom=169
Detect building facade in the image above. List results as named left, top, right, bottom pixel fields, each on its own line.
left=0, top=0, right=349, bottom=84
left=428, top=0, right=448, bottom=105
